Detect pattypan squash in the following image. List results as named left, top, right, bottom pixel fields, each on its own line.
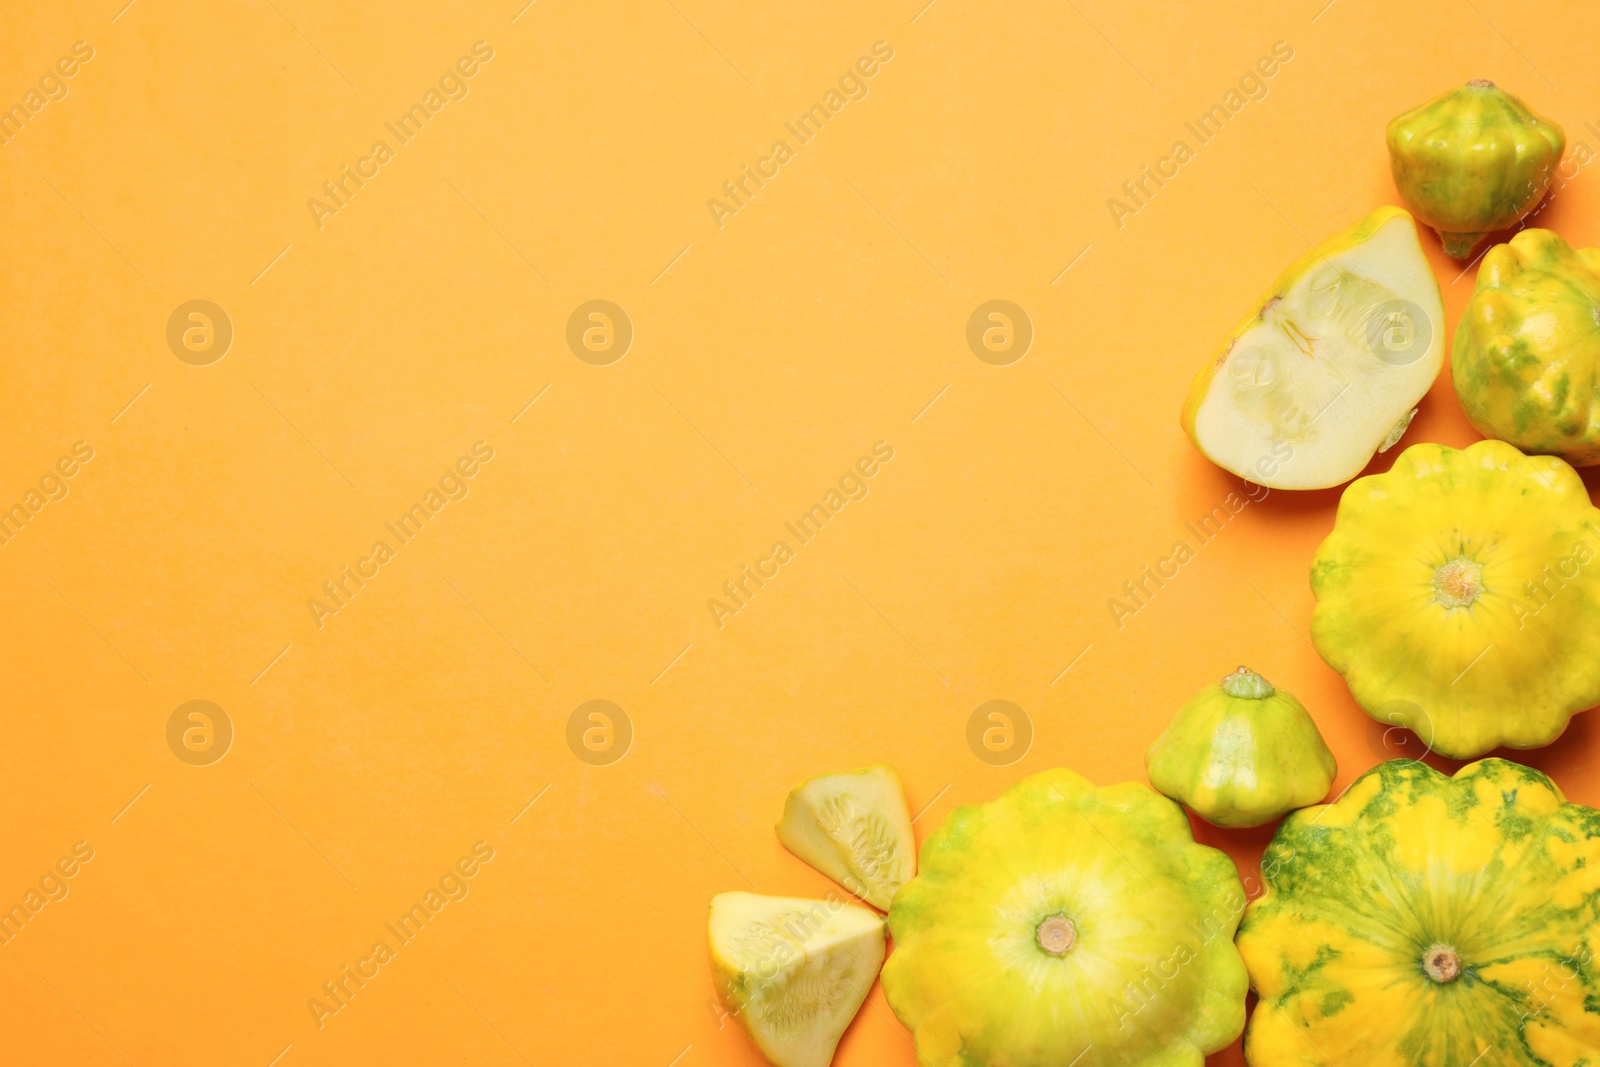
left=1311, top=439, right=1600, bottom=759
left=882, top=768, right=1248, bottom=1066
left=1454, top=228, right=1600, bottom=465
left=1147, top=666, right=1336, bottom=828
left=1238, top=757, right=1600, bottom=1065
left=1387, top=80, right=1564, bottom=259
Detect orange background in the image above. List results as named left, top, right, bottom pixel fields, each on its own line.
left=2, top=1, right=1599, bottom=1064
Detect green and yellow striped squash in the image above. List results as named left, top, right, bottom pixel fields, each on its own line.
left=1238, top=757, right=1600, bottom=1065
left=1387, top=80, right=1564, bottom=259
left=881, top=768, right=1248, bottom=1067
left=1454, top=229, right=1600, bottom=465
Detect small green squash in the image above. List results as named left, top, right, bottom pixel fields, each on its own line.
left=1146, top=667, right=1336, bottom=828
left=1387, top=80, right=1564, bottom=259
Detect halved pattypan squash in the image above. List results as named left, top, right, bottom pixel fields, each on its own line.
left=1454, top=228, right=1600, bottom=465
left=1238, top=757, right=1600, bottom=1065
left=1182, top=207, right=1444, bottom=490
left=881, top=769, right=1248, bottom=1066
left=1387, top=80, right=1564, bottom=259
left=1146, top=666, right=1336, bottom=828
left=1310, top=439, right=1600, bottom=759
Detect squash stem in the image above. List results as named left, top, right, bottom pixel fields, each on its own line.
left=1432, top=558, right=1484, bottom=610
left=1439, top=230, right=1489, bottom=259
left=1220, top=666, right=1275, bottom=700
left=1423, top=945, right=1462, bottom=983
left=1035, top=915, right=1076, bottom=956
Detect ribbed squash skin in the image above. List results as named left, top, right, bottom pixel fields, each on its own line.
left=1310, top=440, right=1600, bottom=759
left=1387, top=80, right=1564, bottom=258
left=1238, top=758, right=1600, bottom=1066
left=1454, top=229, right=1600, bottom=465
left=882, top=768, right=1247, bottom=1067
left=1146, top=669, right=1336, bottom=828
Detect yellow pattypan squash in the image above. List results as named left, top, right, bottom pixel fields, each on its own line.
left=1310, top=439, right=1600, bottom=759
left=1387, top=80, right=1564, bottom=259
left=1454, top=228, right=1600, bottom=465
left=1238, top=758, right=1600, bottom=1065
left=882, top=768, right=1247, bottom=1066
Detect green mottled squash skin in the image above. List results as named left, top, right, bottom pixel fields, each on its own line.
left=1453, top=228, right=1600, bottom=465
left=1146, top=667, right=1336, bottom=828
left=1237, top=758, right=1600, bottom=1065
left=1387, top=80, right=1564, bottom=259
